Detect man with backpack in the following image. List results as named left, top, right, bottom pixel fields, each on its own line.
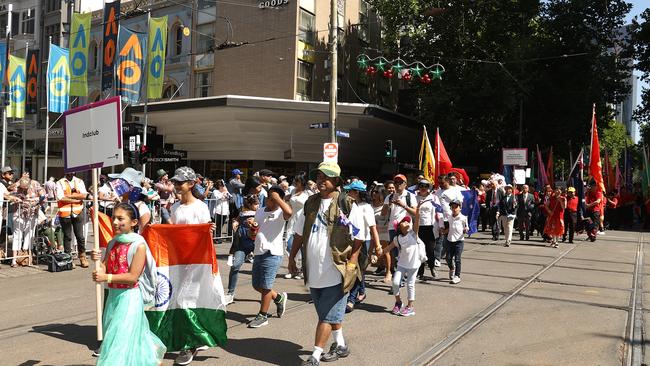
left=288, top=162, right=365, bottom=366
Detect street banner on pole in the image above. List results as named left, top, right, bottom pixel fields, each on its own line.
left=69, top=12, right=91, bottom=96
left=7, top=55, right=26, bottom=118
left=589, top=107, right=606, bottom=194
left=102, top=1, right=120, bottom=91
left=147, top=16, right=167, bottom=99
left=116, top=27, right=147, bottom=103
left=418, top=126, right=436, bottom=183
left=63, top=96, right=123, bottom=172
left=47, top=45, right=70, bottom=113
left=26, top=49, right=38, bottom=114
left=0, top=42, right=7, bottom=87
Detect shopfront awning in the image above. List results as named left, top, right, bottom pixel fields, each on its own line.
left=129, top=95, right=420, bottom=167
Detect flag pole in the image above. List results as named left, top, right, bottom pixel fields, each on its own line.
left=92, top=167, right=103, bottom=343
left=1, top=5, right=11, bottom=168
left=436, top=127, right=440, bottom=182
left=142, top=9, right=151, bottom=175
left=44, top=36, right=52, bottom=183
left=21, top=41, right=28, bottom=174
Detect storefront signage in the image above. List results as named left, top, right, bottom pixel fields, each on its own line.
left=259, top=0, right=289, bottom=9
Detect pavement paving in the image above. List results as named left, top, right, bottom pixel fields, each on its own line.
left=0, top=229, right=646, bottom=366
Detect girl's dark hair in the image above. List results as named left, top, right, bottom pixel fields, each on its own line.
left=114, top=202, right=140, bottom=232
left=293, top=172, right=307, bottom=188
left=215, top=179, right=225, bottom=189
left=356, top=190, right=371, bottom=204
left=243, top=194, right=260, bottom=210
left=370, top=185, right=387, bottom=201
left=384, top=179, right=395, bottom=187
left=244, top=176, right=262, bottom=195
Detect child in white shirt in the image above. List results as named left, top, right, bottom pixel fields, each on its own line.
left=384, top=206, right=426, bottom=317
left=446, top=200, right=468, bottom=284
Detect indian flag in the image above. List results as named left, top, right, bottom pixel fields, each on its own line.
left=142, top=223, right=227, bottom=352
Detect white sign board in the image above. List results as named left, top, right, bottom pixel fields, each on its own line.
left=323, top=142, right=338, bottom=163
left=64, top=96, right=123, bottom=172
left=513, top=169, right=526, bottom=184
left=502, top=148, right=528, bottom=166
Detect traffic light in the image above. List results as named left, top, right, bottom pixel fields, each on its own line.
left=139, top=145, right=150, bottom=165
left=384, top=139, right=393, bottom=158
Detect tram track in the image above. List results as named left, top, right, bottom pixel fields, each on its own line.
left=624, top=232, right=645, bottom=366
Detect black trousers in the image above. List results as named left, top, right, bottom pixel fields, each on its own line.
left=417, top=225, right=436, bottom=277
left=518, top=213, right=531, bottom=239
left=488, top=207, right=499, bottom=240
left=60, top=215, right=86, bottom=254
left=563, top=210, right=577, bottom=242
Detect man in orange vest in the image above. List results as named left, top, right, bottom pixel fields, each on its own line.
left=56, top=172, right=92, bottom=268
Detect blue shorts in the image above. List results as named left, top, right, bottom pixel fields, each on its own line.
left=251, top=251, right=282, bottom=290
left=309, top=284, right=347, bottom=324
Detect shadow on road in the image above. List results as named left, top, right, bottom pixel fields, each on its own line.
left=30, top=323, right=96, bottom=350
left=222, top=337, right=310, bottom=365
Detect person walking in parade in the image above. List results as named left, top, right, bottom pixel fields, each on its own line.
left=248, top=186, right=292, bottom=328
left=563, top=187, right=579, bottom=243
left=289, top=162, right=365, bottom=366
left=91, top=202, right=165, bottom=366
left=517, top=185, right=535, bottom=241
left=446, top=200, right=468, bottom=284
left=544, top=187, right=566, bottom=248
left=498, top=185, right=517, bottom=247
left=381, top=175, right=417, bottom=279
left=415, top=179, right=442, bottom=280
left=225, top=195, right=260, bottom=305
left=284, top=173, right=311, bottom=279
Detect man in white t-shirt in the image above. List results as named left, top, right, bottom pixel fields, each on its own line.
left=168, top=166, right=216, bottom=366
left=289, top=162, right=364, bottom=366
left=247, top=186, right=292, bottom=329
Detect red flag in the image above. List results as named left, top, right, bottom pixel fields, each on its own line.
left=435, top=129, right=453, bottom=180
left=546, top=146, right=554, bottom=186
left=589, top=107, right=606, bottom=194
left=603, top=151, right=615, bottom=191
left=615, top=161, right=622, bottom=192
left=536, top=145, right=548, bottom=189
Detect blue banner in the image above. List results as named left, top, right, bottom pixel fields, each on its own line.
left=47, top=44, right=70, bottom=113
left=116, top=27, right=147, bottom=103
left=0, top=42, right=6, bottom=86
left=102, top=1, right=120, bottom=91
left=461, top=189, right=480, bottom=236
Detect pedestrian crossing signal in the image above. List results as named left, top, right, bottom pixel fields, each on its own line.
left=385, top=140, right=393, bottom=158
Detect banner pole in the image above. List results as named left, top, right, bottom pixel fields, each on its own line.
left=1, top=9, right=10, bottom=168
left=21, top=41, right=28, bottom=174
left=44, top=37, right=52, bottom=183
left=142, top=10, right=150, bottom=175
left=92, top=167, right=103, bottom=342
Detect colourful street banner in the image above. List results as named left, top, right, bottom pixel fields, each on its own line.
left=116, top=27, right=147, bottom=103
left=7, top=55, right=26, bottom=118
left=0, top=42, right=7, bottom=87
left=26, top=49, right=39, bottom=114
left=142, top=224, right=227, bottom=352
left=102, top=1, right=120, bottom=91
left=47, top=45, right=70, bottom=113
left=589, top=109, right=606, bottom=194
left=418, top=126, right=436, bottom=183
left=69, top=12, right=91, bottom=96
left=147, top=16, right=168, bottom=99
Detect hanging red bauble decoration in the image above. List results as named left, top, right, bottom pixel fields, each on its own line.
left=403, top=72, right=412, bottom=81
left=366, top=66, right=376, bottom=75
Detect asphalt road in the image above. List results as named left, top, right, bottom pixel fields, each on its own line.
left=0, top=229, right=646, bottom=366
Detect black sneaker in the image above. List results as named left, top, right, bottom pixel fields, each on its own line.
left=302, top=356, right=320, bottom=366
left=275, top=292, right=287, bottom=318
left=373, top=267, right=386, bottom=276
left=320, top=343, right=350, bottom=362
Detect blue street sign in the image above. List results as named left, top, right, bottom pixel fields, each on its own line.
left=336, top=130, right=350, bottom=138
left=309, top=122, right=330, bottom=129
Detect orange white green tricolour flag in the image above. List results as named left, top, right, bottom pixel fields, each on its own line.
left=419, top=126, right=436, bottom=183
left=142, top=224, right=227, bottom=352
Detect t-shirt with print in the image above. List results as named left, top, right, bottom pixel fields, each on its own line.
left=170, top=199, right=211, bottom=224
left=293, top=197, right=364, bottom=289
left=384, top=190, right=417, bottom=227
left=356, top=202, right=376, bottom=241
left=253, top=207, right=287, bottom=256
left=394, top=231, right=423, bottom=269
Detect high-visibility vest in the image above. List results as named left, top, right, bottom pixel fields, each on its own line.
left=57, top=178, right=84, bottom=218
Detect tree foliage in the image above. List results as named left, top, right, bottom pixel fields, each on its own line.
left=631, top=8, right=650, bottom=140
left=602, top=119, right=633, bottom=162
left=369, top=0, right=633, bottom=170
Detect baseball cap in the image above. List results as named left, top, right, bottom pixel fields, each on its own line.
left=344, top=180, right=367, bottom=192
left=1, top=166, right=13, bottom=173
left=418, top=179, right=432, bottom=187
left=316, top=162, right=341, bottom=178
left=170, top=166, right=197, bottom=182
left=232, top=169, right=243, bottom=175
left=393, top=215, right=412, bottom=230
left=450, top=199, right=461, bottom=207
left=108, top=167, right=144, bottom=187
left=567, top=187, right=576, bottom=193
left=393, top=174, right=407, bottom=183
left=258, top=169, right=275, bottom=177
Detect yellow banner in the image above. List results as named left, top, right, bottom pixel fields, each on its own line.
left=8, top=55, right=26, bottom=118
left=147, top=16, right=168, bottom=99
left=419, top=127, right=436, bottom=183
left=69, top=12, right=91, bottom=96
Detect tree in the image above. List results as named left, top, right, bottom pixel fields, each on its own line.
left=631, top=8, right=650, bottom=141
left=601, top=119, right=633, bottom=162
left=369, top=0, right=634, bottom=171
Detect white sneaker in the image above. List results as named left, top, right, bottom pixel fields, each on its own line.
left=284, top=273, right=293, bottom=279
left=451, top=276, right=461, bottom=284
left=196, top=345, right=209, bottom=351
left=434, top=259, right=441, bottom=267
left=175, top=349, right=198, bottom=365
left=598, top=231, right=605, bottom=235
left=294, top=273, right=302, bottom=280
left=224, top=294, right=234, bottom=305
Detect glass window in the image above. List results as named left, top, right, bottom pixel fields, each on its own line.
left=172, top=25, right=183, bottom=56
left=11, top=12, right=19, bottom=36
left=358, top=0, right=369, bottom=43
left=196, top=23, right=214, bottom=53
left=163, top=84, right=179, bottom=99
left=195, top=72, right=212, bottom=98
left=300, top=0, right=315, bottom=14
left=298, top=9, right=315, bottom=46
left=296, top=60, right=313, bottom=100
left=21, top=9, right=35, bottom=35
left=47, top=0, right=61, bottom=12
left=89, top=41, right=98, bottom=70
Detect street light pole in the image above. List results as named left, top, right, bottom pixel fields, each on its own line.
left=328, top=0, right=337, bottom=144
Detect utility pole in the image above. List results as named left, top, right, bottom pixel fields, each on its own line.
left=328, top=0, right=337, bottom=144
left=1, top=3, right=11, bottom=168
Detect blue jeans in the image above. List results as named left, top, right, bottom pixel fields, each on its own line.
left=445, top=240, right=464, bottom=277
left=347, top=241, right=369, bottom=303
left=227, top=250, right=251, bottom=295
left=286, top=234, right=294, bottom=253
left=310, top=284, right=347, bottom=324
left=252, top=251, right=282, bottom=290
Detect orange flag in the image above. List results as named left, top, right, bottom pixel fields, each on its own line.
left=89, top=207, right=114, bottom=248
left=589, top=107, right=606, bottom=194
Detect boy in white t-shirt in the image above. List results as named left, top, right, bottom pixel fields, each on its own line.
left=446, top=200, right=468, bottom=284
left=248, top=186, right=293, bottom=329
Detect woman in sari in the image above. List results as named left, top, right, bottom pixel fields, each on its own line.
left=544, top=187, right=567, bottom=248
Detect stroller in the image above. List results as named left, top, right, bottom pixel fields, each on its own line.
left=33, top=217, right=64, bottom=264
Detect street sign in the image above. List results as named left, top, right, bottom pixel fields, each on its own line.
left=502, top=148, right=528, bottom=166
left=336, top=130, right=350, bottom=138
left=63, top=96, right=123, bottom=172
left=309, top=122, right=330, bottom=129
left=323, top=142, right=338, bottom=163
